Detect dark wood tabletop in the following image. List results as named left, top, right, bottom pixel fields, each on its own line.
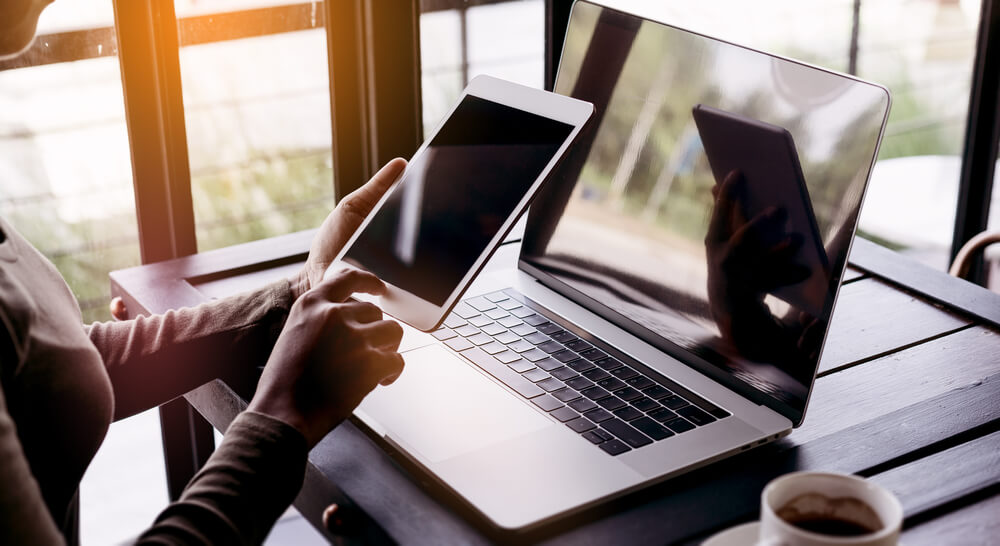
left=110, top=233, right=1000, bottom=545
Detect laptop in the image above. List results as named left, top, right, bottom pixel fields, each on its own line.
left=353, top=0, right=891, bottom=532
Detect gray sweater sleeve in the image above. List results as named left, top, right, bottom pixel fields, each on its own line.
left=135, top=410, right=308, bottom=546
left=87, top=279, right=294, bottom=420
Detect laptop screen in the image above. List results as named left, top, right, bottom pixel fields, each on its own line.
left=521, top=1, right=890, bottom=424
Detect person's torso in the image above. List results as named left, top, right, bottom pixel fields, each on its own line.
left=0, top=216, right=113, bottom=530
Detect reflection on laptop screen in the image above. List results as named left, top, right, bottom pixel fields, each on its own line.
left=522, top=1, right=889, bottom=422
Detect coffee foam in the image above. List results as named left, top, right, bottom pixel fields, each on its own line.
left=776, top=493, right=884, bottom=533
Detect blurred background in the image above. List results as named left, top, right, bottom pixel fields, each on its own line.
left=0, top=0, right=987, bottom=542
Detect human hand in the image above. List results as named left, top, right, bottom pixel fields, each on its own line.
left=248, top=268, right=404, bottom=447
left=705, top=171, right=810, bottom=357
left=290, top=158, right=407, bottom=300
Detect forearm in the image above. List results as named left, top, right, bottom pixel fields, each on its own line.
left=87, top=279, right=294, bottom=420
left=136, top=411, right=308, bottom=545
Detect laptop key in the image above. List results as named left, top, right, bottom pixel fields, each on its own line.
left=661, top=395, right=690, bottom=411
left=597, top=377, right=625, bottom=391
left=455, top=325, right=480, bottom=337
left=469, top=333, right=493, bottom=346
left=484, top=291, right=509, bottom=302
left=535, top=357, right=563, bottom=371
left=536, top=323, right=564, bottom=335
left=551, top=388, right=581, bottom=403
left=510, top=324, right=536, bottom=336
left=642, top=385, right=672, bottom=400
left=482, top=342, right=508, bottom=355
left=549, top=331, right=578, bottom=344
left=613, top=387, right=643, bottom=402
left=432, top=328, right=457, bottom=341
left=506, top=359, right=534, bottom=373
left=444, top=315, right=467, bottom=329
left=524, top=332, right=550, bottom=345
left=550, top=367, right=577, bottom=381
left=626, top=376, right=655, bottom=390
left=579, top=348, right=608, bottom=361
left=509, top=340, right=536, bottom=353
left=565, top=376, right=592, bottom=391
left=498, top=299, right=522, bottom=310
left=493, top=347, right=521, bottom=364
left=452, top=302, right=480, bottom=319
left=523, top=349, right=550, bottom=362
left=551, top=406, right=579, bottom=422
left=597, top=396, right=627, bottom=411
left=469, top=315, right=493, bottom=327
left=522, top=314, right=548, bottom=326
left=498, top=316, right=523, bottom=328
left=631, top=417, right=674, bottom=441
left=631, top=397, right=660, bottom=412
left=538, top=378, right=565, bottom=392
left=486, top=309, right=509, bottom=320
left=677, top=406, right=717, bottom=426
left=531, top=395, right=562, bottom=412
left=460, top=347, right=543, bottom=399
left=582, top=368, right=611, bottom=382
left=610, top=367, right=639, bottom=380
left=584, top=408, right=614, bottom=423
left=595, top=357, right=624, bottom=371
left=538, top=340, right=565, bottom=354
left=580, top=386, right=610, bottom=400
left=566, top=417, right=596, bottom=433
left=511, top=307, right=536, bottom=318
left=598, top=439, right=631, bottom=456
left=481, top=323, right=507, bottom=336
left=444, top=337, right=473, bottom=352
left=466, top=297, right=496, bottom=312
left=523, top=368, right=551, bottom=382
left=648, top=407, right=677, bottom=422
left=613, top=407, right=643, bottom=421
left=664, top=417, right=696, bottom=434
left=566, top=359, right=595, bottom=372
left=494, top=332, right=520, bottom=345
left=552, top=350, right=578, bottom=363
left=582, top=430, right=606, bottom=444
left=601, top=419, right=653, bottom=448
left=564, top=339, right=593, bottom=352
left=569, top=398, right=598, bottom=413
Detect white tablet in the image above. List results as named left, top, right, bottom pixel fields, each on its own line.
left=324, top=75, right=593, bottom=331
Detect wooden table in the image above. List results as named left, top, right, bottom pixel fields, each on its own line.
left=110, top=233, right=1000, bottom=545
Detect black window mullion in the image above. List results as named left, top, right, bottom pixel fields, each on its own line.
left=113, top=0, right=209, bottom=503
left=113, top=0, right=196, bottom=263
left=953, top=0, right=1000, bottom=285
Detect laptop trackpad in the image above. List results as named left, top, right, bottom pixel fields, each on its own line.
left=356, top=344, right=553, bottom=463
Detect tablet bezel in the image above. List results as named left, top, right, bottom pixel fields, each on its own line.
left=325, top=74, right=594, bottom=331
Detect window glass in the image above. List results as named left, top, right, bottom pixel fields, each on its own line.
left=0, top=1, right=135, bottom=324
left=175, top=0, right=335, bottom=251
left=420, top=0, right=545, bottom=136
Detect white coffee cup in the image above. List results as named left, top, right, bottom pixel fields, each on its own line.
left=758, top=471, right=903, bottom=546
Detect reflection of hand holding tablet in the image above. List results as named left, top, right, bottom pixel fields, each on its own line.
left=693, top=104, right=830, bottom=317
left=324, top=75, right=594, bottom=331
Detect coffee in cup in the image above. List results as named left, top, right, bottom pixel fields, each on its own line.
left=759, top=472, right=902, bottom=546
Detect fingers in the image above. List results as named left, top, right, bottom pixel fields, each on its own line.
left=355, top=319, right=404, bottom=351
left=337, top=158, right=407, bottom=222
left=376, top=352, right=405, bottom=386
left=706, top=170, right=745, bottom=244
left=313, top=267, right=386, bottom=302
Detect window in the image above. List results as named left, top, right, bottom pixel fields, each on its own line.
left=175, top=0, right=336, bottom=251
left=420, top=0, right=545, bottom=134
left=0, top=0, right=138, bottom=324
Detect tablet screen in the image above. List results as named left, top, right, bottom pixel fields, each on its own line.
left=343, top=95, right=574, bottom=306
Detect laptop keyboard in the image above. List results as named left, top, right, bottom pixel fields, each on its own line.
left=434, top=289, right=731, bottom=456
